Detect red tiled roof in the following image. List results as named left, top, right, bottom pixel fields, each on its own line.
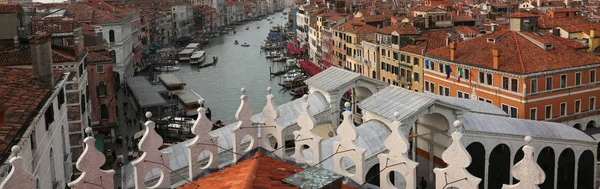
left=551, top=7, right=579, bottom=12
left=376, top=22, right=420, bottom=35
left=334, top=18, right=377, bottom=34
left=179, top=151, right=355, bottom=189
left=87, top=51, right=112, bottom=62
left=509, top=12, right=539, bottom=18
left=0, top=5, right=18, bottom=14
left=426, top=29, right=600, bottom=74
left=0, top=45, right=78, bottom=66
left=401, top=28, right=455, bottom=54
left=538, top=16, right=590, bottom=29
left=454, top=26, right=479, bottom=36
left=0, top=67, right=63, bottom=158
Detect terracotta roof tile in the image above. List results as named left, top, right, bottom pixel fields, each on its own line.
left=510, top=12, right=539, bottom=18
left=401, top=28, right=455, bottom=54
left=179, top=151, right=356, bottom=189
left=0, top=5, right=18, bottom=14
left=376, top=22, right=419, bottom=35
left=538, top=16, right=591, bottom=29
left=426, top=30, right=600, bottom=74
left=551, top=7, right=580, bottom=12
left=0, top=67, right=64, bottom=161
left=0, top=45, right=78, bottom=66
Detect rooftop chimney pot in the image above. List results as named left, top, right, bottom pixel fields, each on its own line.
left=492, top=49, right=500, bottom=69
left=30, top=31, right=54, bottom=89
left=450, top=42, right=457, bottom=61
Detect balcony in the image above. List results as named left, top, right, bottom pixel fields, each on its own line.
left=353, top=55, right=363, bottom=62
left=397, top=75, right=412, bottom=85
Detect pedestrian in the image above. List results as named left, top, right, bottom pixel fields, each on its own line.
left=125, top=135, right=129, bottom=145
left=420, top=177, right=427, bottom=189
left=117, top=136, right=123, bottom=147
left=130, top=136, right=134, bottom=144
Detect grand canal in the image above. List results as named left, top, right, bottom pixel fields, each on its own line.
left=170, top=14, right=294, bottom=122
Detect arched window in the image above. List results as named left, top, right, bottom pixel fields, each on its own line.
left=100, top=104, right=109, bottom=120
left=109, top=30, right=115, bottom=42
left=97, top=81, right=107, bottom=97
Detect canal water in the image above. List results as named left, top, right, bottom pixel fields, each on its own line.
left=171, top=14, right=294, bottom=123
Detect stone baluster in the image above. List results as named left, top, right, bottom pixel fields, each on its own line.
left=68, top=127, right=115, bottom=189
left=433, top=120, right=481, bottom=189
left=185, top=99, right=219, bottom=180
left=231, top=88, right=257, bottom=163
left=0, top=146, right=37, bottom=189
left=502, top=136, right=545, bottom=189
left=293, top=94, right=323, bottom=167
left=131, top=112, right=171, bottom=189
left=378, top=112, right=418, bottom=189
left=332, top=102, right=366, bottom=184
left=260, top=87, right=285, bottom=159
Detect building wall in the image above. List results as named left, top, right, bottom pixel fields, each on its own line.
left=0, top=13, right=19, bottom=40
left=361, top=41, right=379, bottom=79
left=101, top=23, right=134, bottom=82
left=87, top=63, right=118, bottom=128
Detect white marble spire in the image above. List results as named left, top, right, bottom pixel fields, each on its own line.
left=332, top=102, right=366, bottom=184
left=260, top=87, right=285, bottom=158
left=0, top=145, right=37, bottom=189
left=186, top=99, right=219, bottom=180
left=433, top=120, right=481, bottom=189
left=231, top=88, right=257, bottom=163
left=68, top=127, right=115, bottom=189
left=131, top=112, right=171, bottom=189
left=378, top=112, right=418, bottom=189
left=293, top=94, right=323, bottom=166
left=502, top=136, right=546, bottom=189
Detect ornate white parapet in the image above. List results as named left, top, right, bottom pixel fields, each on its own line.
left=0, top=146, right=37, bottom=189
left=231, top=88, right=257, bottom=163
left=378, top=112, right=418, bottom=189
left=131, top=112, right=171, bottom=189
left=260, top=87, right=286, bottom=159
left=502, top=136, right=545, bottom=189
left=68, top=127, right=116, bottom=189
left=185, top=99, right=219, bottom=180
left=332, top=102, right=366, bottom=184
left=293, top=95, right=323, bottom=167
left=433, top=120, right=481, bottom=189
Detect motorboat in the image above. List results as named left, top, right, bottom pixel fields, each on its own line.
left=257, top=26, right=260, bottom=29
left=272, top=55, right=287, bottom=62
left=220, top=30, right=228, bottom=34
left=241, top=43, right=250, bottom=47
left=234, top=40, right=239, bottom=45
left=270, top=21, right=273, bottom=24
left=246, top=27, right=249, bottom=30
left=155, top=66, right=180, bottom=72
left=267, top=19, right=271, bottom=21
left=189, top=51, right=206, bottom=65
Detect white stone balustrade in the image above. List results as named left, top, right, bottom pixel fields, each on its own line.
left=293, top=94, right=323, bottom=167
left=378, top=112, right=418, bottom=189
left=131, top=112, right=171, bottom=189
left=332, top=102, right=367, bottom=184
left=68, top=127, right=116, bottom=189
left=0, top=146, right=37, bottom=189
left=502, top=136, right=546, bottom=189
left=433, top=120, right=481, bottom=189
left=231, top=88, right=257, bottom=163
left=185, top=99, right=219, bottom=180
left=260, top=87, right=286, bottom=159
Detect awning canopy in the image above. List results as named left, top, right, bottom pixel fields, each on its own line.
left=293, top=39, right=299, bottom=43
left=143, top=50, right=151, bottom=55
left=321, top=61, right=335, bottom=68
left=300, top=61, right=323, bottom=76
left=287, top=42, right=301, bottom=55
left=153, top=42, right=165, bottom=47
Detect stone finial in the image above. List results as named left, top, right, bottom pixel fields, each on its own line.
left=267, top=86, right=272, bottom=94
left=332, top=102, right=366, bottom=184
left=68, top=132, right=116, bottom=189
left=186, top=102, right=219, bottom=180
left=198, top=99, right=205, bottom=106
left=0, top=145, right=37, bottom=189
left=294, top=94, right=323, bottom=166
left=433, top=122, right=481, bottom=189
left=260, top=91, right=285, bottom=158
left=131, top=111, right=171, bottom=189
left=231, top=89, right=257, bottom=163
left=502, top=136, right=545, bottom=189
left=378, top=112, right=418, bottom=189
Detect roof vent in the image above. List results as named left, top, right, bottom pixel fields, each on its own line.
left=487, top=38, right=495, bottom=43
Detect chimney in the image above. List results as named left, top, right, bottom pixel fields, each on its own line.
left=537, top=0, right=541, bottom=7
left=30, top=31, right=54, bottom=88
left=591, top=28, right=596, bottom=38
left=450, top=42, right=457, bottom=60
left=13, top=36, right=19, bottom=48
left=491, top=23, right=496, bottom=32
left=445, top=36, right=450, bottom=46
left=492, top=49, right=499, bottom=69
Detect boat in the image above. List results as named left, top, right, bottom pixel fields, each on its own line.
left=220, top=30, right=228, bottom=34
left=198, top=56, right=218, bottom=68
left=155, top=66, right=180, bottom=72
left=241, top=43, right=250, bottom=47
left=283, top=12, right=288, bottom=15
left=246, top=27, right=249, bottom=30
left=178, top=49, right=195, bottom=62
left=272, top=55, right=287, bottom=62
left=257, top=26, right=260, bottom=29
left=290, top=86, right=307, bottom=96
left=270, top=21, right=273, bottom=24
left=189, top=51, right=206, bottom=65
left=234, top=40, right=239, bottom=45
left=267, top=19, right=271, bottom=21
left=266, top=52, right=280, bottom=58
